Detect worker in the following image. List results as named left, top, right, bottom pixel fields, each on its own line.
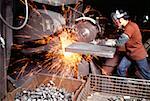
left=110, top=9, right=150, bottom=80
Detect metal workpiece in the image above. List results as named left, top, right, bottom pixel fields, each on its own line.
left=65, top=42, right=116, bottom=58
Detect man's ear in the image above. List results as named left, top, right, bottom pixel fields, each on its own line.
left=119, top=18, right=124, bottom=22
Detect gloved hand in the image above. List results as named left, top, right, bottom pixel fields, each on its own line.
left=89, top=39, right=101, bottom=45
left=103, top=39, right=117, bottom=46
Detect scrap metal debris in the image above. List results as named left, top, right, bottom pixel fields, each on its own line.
left=14, top=80, right=72, bottom=101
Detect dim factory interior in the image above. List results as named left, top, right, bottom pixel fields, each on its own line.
left=0, top=0, right=150, bottom=101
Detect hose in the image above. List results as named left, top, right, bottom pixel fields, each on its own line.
left=75, top=16, right=96, bottom=24
left=0, top=0, right=28, bottom=30
left=75, top=16, right=101, bottom=33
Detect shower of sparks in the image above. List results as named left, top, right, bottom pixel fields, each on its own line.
left=9, top=27, right=83, bottom=80
left=58, top=28, right=82, bottom=78
left=40, top=27, right=82, bottom=78
left=8, top=0, right=86, bottom=81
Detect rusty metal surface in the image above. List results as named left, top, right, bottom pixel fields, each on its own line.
left=65, top=42, right=116, bottom=58
left=102, top=53, right=120, bottom=75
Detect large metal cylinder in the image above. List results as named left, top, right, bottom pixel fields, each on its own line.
left=75, top=20, right=99, bottom=42
left=14, top=9, right=65, bottom=44
left=32, top=0, right=80, bottom=6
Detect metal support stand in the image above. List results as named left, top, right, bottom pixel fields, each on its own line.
left=0, top=0, right=13, bottom=100
left=0, top=0, right=7, bottom=100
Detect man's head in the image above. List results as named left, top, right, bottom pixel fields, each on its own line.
left=111, top=10, right=129, bottom=28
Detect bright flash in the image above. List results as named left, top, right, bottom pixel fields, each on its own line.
left=59, top=28, right=82, bottom=67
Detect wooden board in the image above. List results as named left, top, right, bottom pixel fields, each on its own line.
left=65, top=42, right=116, bottom=58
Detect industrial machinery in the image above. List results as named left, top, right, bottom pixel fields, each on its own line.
left=7, top=0, right=111, bottom=86
left=0, top=0, right=150, bottom=100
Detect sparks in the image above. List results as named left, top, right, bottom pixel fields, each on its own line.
left=58, top=28, right=82, bottom=78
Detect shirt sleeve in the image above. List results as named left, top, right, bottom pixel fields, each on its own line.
left=116, top=33, right=129, bottom=46
left=124, top=25, right=135, bottom=38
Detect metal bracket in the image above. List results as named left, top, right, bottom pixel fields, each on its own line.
left=0, top=34, right=5, bottom=48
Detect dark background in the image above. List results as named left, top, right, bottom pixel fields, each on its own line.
left=84, top=0, right=150, bottom=16
left=13, top=0, right=150, bottom=23
left=84, top=0, right=150, bottom=42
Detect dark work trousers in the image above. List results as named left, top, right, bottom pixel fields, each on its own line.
left=117, top=56, right=150, bottom=80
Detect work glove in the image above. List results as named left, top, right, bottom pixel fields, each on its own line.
left=90, top=39, right=117, bottom=46
left=89, top=39, right=101, bottom=45
left=103, top=39, right=117, bottom=46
